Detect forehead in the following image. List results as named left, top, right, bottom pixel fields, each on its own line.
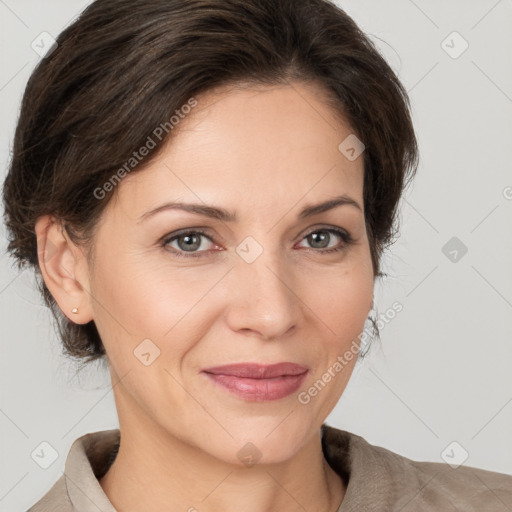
left=109, top=81, right=364, bottom=221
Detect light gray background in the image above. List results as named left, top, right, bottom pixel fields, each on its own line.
left=1, top=0, right=511, bottom=510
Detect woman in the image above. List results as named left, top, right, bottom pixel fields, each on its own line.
left=2, top=0, right=510, bottom=510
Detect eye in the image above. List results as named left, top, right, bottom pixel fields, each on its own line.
left=296, top=227, right=354, bottom=255
left=161, top=226, right=355, bottom=259
left=161, top=229, right=217, bottom=259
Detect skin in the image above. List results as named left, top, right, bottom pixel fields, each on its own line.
left=35, top=80, right=374, bottom=512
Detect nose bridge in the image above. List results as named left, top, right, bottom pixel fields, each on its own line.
left=227, top=235, right=299, bottom=339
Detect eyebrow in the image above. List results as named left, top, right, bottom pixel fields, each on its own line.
left=137, top=194, right=362, bottom=224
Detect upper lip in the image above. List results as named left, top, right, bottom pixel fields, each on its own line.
left=202, top=362, right=309, bottom=379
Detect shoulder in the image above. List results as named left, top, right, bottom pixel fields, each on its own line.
left=26, top=429, right=119, bottom=512
left=400, top=454, right=512, bottom=511
left=321, top=424, right=512, bottom=511
left=26, top=474, right=72, bottom=512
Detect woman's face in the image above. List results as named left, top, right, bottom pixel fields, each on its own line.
left=77, top=81, right=374, bottom=464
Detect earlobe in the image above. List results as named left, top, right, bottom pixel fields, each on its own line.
left=34, top=215, right=94, bottom=325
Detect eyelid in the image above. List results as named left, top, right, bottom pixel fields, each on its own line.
left=299, top=223, right=351, bottom=239
left=161, top=223, right=350, bottom=241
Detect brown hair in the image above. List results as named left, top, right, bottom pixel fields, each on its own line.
left=2, top=0, right=419, bottom=364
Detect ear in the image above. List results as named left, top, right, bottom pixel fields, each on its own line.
left=34, top=215, right=94, bottom=325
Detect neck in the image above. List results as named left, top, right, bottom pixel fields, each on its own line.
left=99, top=419, right=345, bottom=512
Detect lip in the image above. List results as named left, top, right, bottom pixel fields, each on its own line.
left=202, top=362, right=309, bottom=378
left=201, top=362, right=309, bottom=402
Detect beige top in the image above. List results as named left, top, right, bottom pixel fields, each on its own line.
left=27, top=423, right=512, bottom=511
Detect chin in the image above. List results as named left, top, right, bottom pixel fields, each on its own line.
left=199, top=417, right=316, bottom=467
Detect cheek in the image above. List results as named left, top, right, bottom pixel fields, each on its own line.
left=304, top=261, right=374, bottom=340
left=304, top=264, right=373, bottom=407
left=92, top=256, right=177, bottom=326
left=89, top=258, right=224, bottom=365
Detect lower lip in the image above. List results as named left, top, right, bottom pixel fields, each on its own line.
left=203, top=371, right=308, bottom=401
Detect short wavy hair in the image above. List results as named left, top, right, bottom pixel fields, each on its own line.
left=2, top=0, right=419, bottom=364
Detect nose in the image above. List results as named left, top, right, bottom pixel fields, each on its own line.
left=224, top=247, right=300, bottom=341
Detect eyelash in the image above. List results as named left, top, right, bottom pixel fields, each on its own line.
left=160, top=226, right=355, bottom=259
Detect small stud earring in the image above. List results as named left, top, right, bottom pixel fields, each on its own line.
left=71, top=307, right=79, bottom=314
